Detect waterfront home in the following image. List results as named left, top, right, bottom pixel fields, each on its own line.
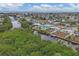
left=38, top=20, right=48, bottom=24
left=49, top=26, right=60, bottom=31
left=50, top=31, right=69, bottom=39
left=74, top=32, right=79, bottom=36
left=48, top=20, right=53, bottom=24
left=65, top=27, right=77, bottom=34
left=50, top=31, right=79, bottom=50
left=33, top=23, right=41, bottom=26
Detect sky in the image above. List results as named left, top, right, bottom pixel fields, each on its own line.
left=0, top=3, right=79, bottom=13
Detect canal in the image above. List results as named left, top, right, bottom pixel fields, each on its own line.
left=33, top=31, right=58, bottom=41
left=9, top=16, right=21, bottom=28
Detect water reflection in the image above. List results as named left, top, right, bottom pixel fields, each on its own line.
left=33, top=31, right=57, bottom=41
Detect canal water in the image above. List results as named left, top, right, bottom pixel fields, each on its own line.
left=33, top=31, right=57, bottom=41
left=9, top=16, right=21, bottom=28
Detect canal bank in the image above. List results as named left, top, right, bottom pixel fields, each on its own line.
left=33, top=30, right=79, bottom=51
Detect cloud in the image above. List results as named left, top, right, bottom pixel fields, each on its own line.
left=69, top=3, right=79, bottom=8
left=40, top=4, right=53, bottom=8
left=27, top=4, right=79, bottom=13
left=68, top=4, right=79, bottom=12
left=58, top=4, right=64, bottom=7
left=0, top=3, right=78, bottom=12
left=0, top=3, right=24, bottom=7
left=0, top=3, right=24, bottom=12
left=27, top=4, right=62, bottom=13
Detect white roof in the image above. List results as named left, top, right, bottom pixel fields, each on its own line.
left=33, top=23, right=41, bottom=26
